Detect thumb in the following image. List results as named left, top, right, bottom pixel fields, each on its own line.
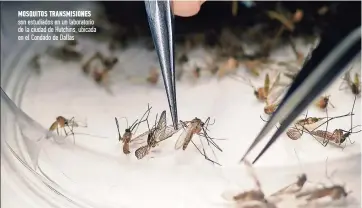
left=172, top=0, right=206, bottom=17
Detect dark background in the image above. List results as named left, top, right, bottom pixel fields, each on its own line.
left=101, top=1, right=348, bottom=38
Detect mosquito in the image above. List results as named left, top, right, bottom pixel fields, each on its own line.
left=271, top=150, right=307, bottom=197
left=315, top=95, right=335, bottom=110
left=115, top=105, right=152, bottom=155
left=285, top=112, right=354, bottom=142
left=146, top=67, right=160, bottom=85
left=217, top=57, right=239, bottom=79
left=222, top=160, right=277, bottom=208
left=134, top=110, right=182, bottom=160
left=251, top=73, right=281, bottom=102
left=339, top=69, right=361, bottom=96
left=295, top=158, right=351, bottom=206
left=83, top=52, right=118, bottom=74
left=48, top=116, right=86, bottom=143
left=174, top=117, right=223, bottom=165
left=47, top=40, right=83, bottom=62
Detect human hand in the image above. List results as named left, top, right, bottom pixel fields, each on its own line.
left=172, top=0, right=206, bottom=17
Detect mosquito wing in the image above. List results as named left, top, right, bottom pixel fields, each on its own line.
left=130, top=128, right=155, bottom=148
left=175, top=123, right=194, bottom=150
left=269, top=72, right=281, bottom=93
left=49, top=121, right=58, bottom=131
left=153, top=110, right=167, bottom=141
left=159, top=124, right=183, bottom=142
left=135, top=145, right=150, bottom=160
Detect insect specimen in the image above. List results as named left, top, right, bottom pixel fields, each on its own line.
left=47, top=40, right=83, bottom=62
left=285, top=112, right=355, bottom=141
left=315, top=95, right=335, bottom=110
left=174, top=117, right=223, bottom=165
left=339, top=70, right=361, bottom=96
left=296, top=158, right=351, bottom=206
left=222, top=160, right=277, bottom=208
left=146, top=67, right=160, bottom=85
left=115, top=105, right=152, bottom=155
left=217, top=57, right=239, bottom=78
left=133, top=110, right=182, bottom=160
left=82, top=52, right=118, bottom=74
left=308, top=95, right=360, bottom=148
left=309, top=125, right=361, bottom=148
left=245, top=72, right=281, bottom=102
left=48, top=116, right=83, bottom=143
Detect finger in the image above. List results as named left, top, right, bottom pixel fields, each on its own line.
left=172, top=0, right=206, bottom=17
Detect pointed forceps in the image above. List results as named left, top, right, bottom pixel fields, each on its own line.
left=240, top=23, right=361, bottom=164
left=144, top=0, right=178, bottom=130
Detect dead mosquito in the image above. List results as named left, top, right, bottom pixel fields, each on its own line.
left=249, top=72, right=281, bottom=102
left=82, top=52, right=118, bottom=74
left=47, top=40, right=83, bottom=62
left=315, top=95, right=335, bottom=110
left=146, top=67, right=160, bottom=85
left=285, top=112, right=354, bottom=142
left=174, top=117, right=224, bottom=165
left=271, top=150, right=307, bottom=197
left=295, top=158, right=351, bottom=206
left=339, top=70, right=361, bottom=96
left=115, top=105, right=152, bottom=155
left=294, top=96, right=359, bottom=148
left=133, top=110, right=182, bottom=160
left=222, top=160, right=277, bottom=208
left=48, top=116, right=86, bottom=143
left=217, top=57, right=239, bottom=79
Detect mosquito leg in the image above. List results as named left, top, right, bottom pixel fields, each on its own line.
left=56, top=127, right=60, bottom=136
left=322, top=108, right=330, bottom=144
left=190, top=140, right=221, bottom=166
left=200, top=128, right=222, bottom=151
left=199, top=132, right=219, bottom=165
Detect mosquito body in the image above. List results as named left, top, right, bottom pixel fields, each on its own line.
left=315, top=95, right=335, bottom=110
left=48, top=116, right=83, bottom=142
left=115, top=106, right=152, bottom=155
left=174, top=117, right=223, bottom=165
left=295, top=117, right=324, bottom=126
left=286, top=127, right=303, bottom=140
left=310, top=126, right=361, bottom=147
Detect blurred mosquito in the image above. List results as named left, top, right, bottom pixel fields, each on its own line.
left=134, top=110, right=182, bottom=160
left=315, top=95, right=335, bottom=110
left=83, top=52, right=118, bottom=74
left=339, top=69, right=361, bottom=96
left=271, top=150, right=307, bottom=197
left=174, top=117, right=224, bottom=166
left=296, top=158, right=351, bottom=206
left=48, top=116, right=87, bottom=143
left=222, top=160, right=277, bottom=208
left=115, top=105, right=152, bottom=155
left=47, top=40, right=83, bottom=62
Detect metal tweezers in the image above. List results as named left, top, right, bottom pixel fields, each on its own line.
left=144, top=0, right=178, bottom=130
